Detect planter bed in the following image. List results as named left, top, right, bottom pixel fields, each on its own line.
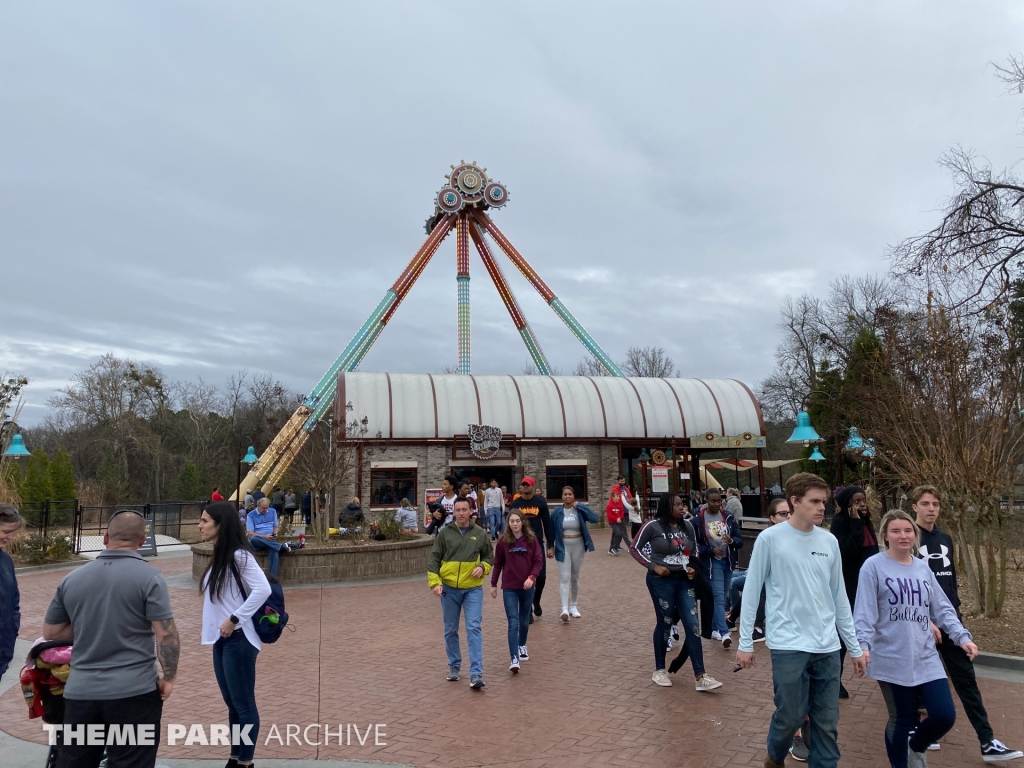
left=191, top=535, right=433, bottom=585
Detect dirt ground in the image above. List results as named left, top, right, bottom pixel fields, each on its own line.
left=957, top=557, right=1024, bottom=656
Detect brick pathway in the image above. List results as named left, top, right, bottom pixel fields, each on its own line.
left=2, top=531, right=1022, bottom=766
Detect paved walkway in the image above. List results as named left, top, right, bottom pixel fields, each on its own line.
left=2, top=532, right=1022, bottom=767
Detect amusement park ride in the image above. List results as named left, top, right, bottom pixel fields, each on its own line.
left=234, top=162, right=623, bottom=497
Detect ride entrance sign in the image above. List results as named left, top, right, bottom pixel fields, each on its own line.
left=140, top=517, right=158, bottom=558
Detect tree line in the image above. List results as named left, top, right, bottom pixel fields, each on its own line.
left=757, top=56, right=1024, bottom=618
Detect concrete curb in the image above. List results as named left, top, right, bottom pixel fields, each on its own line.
left=975, top=650, right=1024, bottom=672
left=13, top=559, right=88, bottom=576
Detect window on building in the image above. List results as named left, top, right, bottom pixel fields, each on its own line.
left=370, top=469, right=417, bottom=506
left=545, top=466, right=587, bottom=501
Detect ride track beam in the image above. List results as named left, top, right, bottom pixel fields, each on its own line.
left=456, top=214, right=471, bottom=375
left=471, top=209, right=624, bottom=377
left=232, top=214, right=456, bottom=498
left=468, top=220, right=551, bottom=374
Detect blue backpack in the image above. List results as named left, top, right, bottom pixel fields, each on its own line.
left=231, top=563, right=289, bottom=643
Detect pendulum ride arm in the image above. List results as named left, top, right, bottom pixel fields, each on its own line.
left=233, top=214, right=457, bottom=497
left=471, top=209, right=624, bottom=377
left=456, top=214, right=471, bottom=374
left=468, top=220, right=551, bottom=374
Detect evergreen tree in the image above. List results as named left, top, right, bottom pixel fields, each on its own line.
left=22, top=450, right=53, bottom=503
left=49, top=448, right=77, bottom=500
left=176, top=461, right=203, bottom=501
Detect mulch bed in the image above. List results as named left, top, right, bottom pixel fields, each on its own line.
left=958, top=557, right=1024, bottom=657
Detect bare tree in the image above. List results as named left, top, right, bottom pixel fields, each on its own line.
left=891, top=57, right=1024, bottom=310
left=519, top=361, right=562, bottom=376
left=573, top=357, right=608, bottom=377
left=850, top=291, right=1024, bottom=617
left=621, top=346, right=678, bottom=378
left=291, top=407, right=367, bottom=543
left=758, top=277, right=896, bottom=420
left=0, top=373, right=29, bottom=504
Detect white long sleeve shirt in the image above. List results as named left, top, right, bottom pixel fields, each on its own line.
left=201, top=550, right=272, bottom=650
left=739, top=521, right=862, bottom=656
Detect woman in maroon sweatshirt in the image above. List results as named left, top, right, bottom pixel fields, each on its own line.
left=491, top=510, right=544, bottom=672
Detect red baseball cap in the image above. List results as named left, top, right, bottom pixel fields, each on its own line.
left=521, top=476, right=535, bottom=487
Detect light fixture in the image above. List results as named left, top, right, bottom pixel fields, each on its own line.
left=786, top=411, right=822, bottom=446
left=862, top=439, right=875, bottom=458
left=639, top=448, right=651, bottom=462
left=2, top=434, right=31, bottom=458
left=808, top=446, right=826, bottom=462
left=241, top=446, right=259, bottom=465
left=844, top=427, right=865, bottom=451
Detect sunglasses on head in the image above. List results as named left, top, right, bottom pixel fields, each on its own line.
left=109, top=509, right=145, bottom=521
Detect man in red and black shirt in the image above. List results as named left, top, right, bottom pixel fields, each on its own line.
left=507, top=477, right=553, bottom=620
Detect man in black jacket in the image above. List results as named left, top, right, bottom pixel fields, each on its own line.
left=912, top=485, right=1022, bottom=763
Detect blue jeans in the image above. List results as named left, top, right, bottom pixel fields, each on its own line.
left=501, top=587, right=534, bottom=659
left=646, top=571, right=704, bottom=677
left=212, top=631, right=260, bottom=763
left=249, top=536, right=286, bottom=576
left=878, top=679, right=956, bottom=768
left=710, top=557, right=733, bottom=634
left=440, top=586, right=483, bottom=677
left=486, top=508, right=502, bottom=537
left=767, top=650, right=841, bottom=768
left=729, top=570, right=747, bottom=613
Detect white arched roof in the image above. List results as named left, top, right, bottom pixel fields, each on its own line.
left=337, top=373, right=764, bottom=440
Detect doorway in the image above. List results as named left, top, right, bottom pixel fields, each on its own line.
left=451, top=466, right=516, bottom=496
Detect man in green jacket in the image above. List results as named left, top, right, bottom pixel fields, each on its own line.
left=428, top=497, right=493, bottom=689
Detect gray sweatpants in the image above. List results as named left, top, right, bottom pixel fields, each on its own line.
left=559, top=537, right=586, bottom=609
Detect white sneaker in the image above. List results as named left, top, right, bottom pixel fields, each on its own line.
left=569, top=604, right=581, bottom=618
left=560, top=608, right=570, bottom=623
left=695, top=674, right=723, bottom=692
left=652, top=669, right=672, bottom=687
left=721, top=632, right=732, bottom=649
left=907, top=737, right=929, bottom=768
left=711, top=630, right=722, bottom=641
left=509, top=657, right=520, bottom=673
left=518, top=645, right=529, bottom=660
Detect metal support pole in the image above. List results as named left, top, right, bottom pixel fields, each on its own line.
left=469, top=221, right=551, bottom=373
left=757, top=448, right=767, bottom=516
left=472, top=210, right=624, bottom=377
left=456, top=214, right=471, bottom=374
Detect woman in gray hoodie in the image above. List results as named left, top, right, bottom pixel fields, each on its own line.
left=854, top=509, right=978, bottom=768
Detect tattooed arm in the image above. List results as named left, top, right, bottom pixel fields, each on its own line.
left=152, top=618, right=180, bottom=700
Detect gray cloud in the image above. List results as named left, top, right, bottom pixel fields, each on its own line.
left=4, top=1, right=1024, bottom=424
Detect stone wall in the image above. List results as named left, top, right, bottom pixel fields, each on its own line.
left=191, top=536, right=433, bottom=585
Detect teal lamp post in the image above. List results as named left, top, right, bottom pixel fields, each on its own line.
left=844, top=427, right=865, bottom=451
left=235, top=443, right=260, bottom=503
left=808, top=446, right=826, bottom=462
left=787, top=410, right=822, bottom=445
left=862, top=439, right=875, bottom=458
left=3, top=434, right=31, bottom=457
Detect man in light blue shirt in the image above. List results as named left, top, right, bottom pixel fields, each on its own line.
left=246, top=498, right=291, bottom=576
left=736, top=473, right=866, bottom=768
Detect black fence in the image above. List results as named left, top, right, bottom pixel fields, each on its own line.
left=73, top=501, right=207, bottom=553
left=15, top=499, right=78, bottom=542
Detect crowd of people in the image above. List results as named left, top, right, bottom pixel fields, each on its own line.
left=2, top=467, right=1024, bottom=768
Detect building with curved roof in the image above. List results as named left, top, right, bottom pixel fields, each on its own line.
left=333, top=373, right=768, bottom=521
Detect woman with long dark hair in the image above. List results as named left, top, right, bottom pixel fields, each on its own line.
left=631, top=493, right=722, bottom=692
left=198, top=502, right=272, bottom=768
left=829, top=485, right=878, bottom=697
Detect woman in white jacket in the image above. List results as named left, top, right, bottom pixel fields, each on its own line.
left=198, top=502, right=272, bottom=768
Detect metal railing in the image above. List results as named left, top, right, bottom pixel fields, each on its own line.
left=14, top=499, right=78, bottom=542
left=73, top=501, right=207, bottom=553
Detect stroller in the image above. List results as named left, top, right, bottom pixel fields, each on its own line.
left=18, top=638, right=105, bottom=768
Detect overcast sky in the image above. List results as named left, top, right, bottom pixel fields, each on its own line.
left=4, top=1, right=1024, bottom=425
